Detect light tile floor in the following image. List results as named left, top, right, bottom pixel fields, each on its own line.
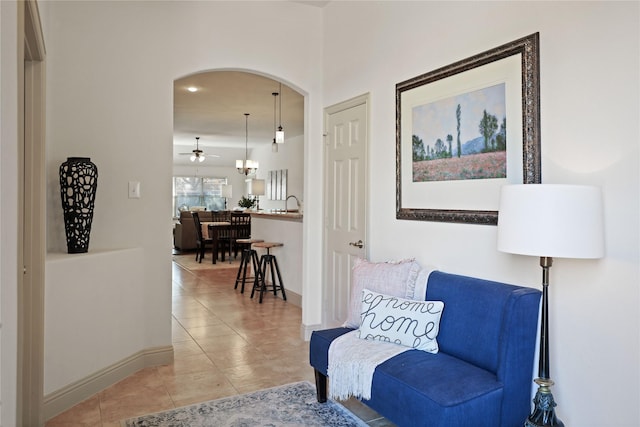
left=46, top=254, right=394, bottom=426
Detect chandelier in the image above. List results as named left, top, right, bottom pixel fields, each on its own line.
left=236, top=113, right=258, bottom=175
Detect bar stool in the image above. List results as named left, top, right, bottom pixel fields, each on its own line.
left=234, top=238, right=264, bottom=294
left=251, top=242, right=287, bottom=303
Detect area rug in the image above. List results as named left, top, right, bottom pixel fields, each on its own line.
left=172, top=253, right=241, bottom=271
left=122, top=381, right=368, bottom=427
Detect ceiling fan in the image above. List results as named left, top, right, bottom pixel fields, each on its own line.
left=179, top=137, right=220, bottom=163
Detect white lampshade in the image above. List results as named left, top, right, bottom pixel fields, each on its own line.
left=497, top=184, right=604, bottom=259
left=236, top=159, right=244, bottom=169
left=247, top=179, right=265, bottom=196
left=221, top=184, right=232, bottom=198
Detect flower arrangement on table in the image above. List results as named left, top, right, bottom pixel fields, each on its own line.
left=238, top=196, right=256, bottom=209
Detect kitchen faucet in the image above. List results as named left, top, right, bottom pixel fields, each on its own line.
left=285, top=195, right=301, bottom=212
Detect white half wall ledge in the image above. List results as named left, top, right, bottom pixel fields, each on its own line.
left=46, top=247, right=143, bottom=259
left=44, top=248, right=160, bottom=400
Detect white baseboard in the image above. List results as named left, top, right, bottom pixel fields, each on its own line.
left=44, top=345, right=174, bottom=421
left=286, top=289, right=302, bottom=308
left=301, top=323, right=322, bottom=341
left=259, top=282, right=301, bottom=307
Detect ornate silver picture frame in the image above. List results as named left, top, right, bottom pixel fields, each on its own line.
left=396, top=33, right=541, bottom=225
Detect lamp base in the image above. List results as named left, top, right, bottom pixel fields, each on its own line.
left=524, top=378, right=564, bottom=427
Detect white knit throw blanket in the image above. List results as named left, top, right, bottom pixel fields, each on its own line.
left=327, top=330, right=409, bottom=400
left=327, top=267, right=434, bottom=400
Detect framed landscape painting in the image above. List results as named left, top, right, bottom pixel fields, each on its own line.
left=396, top=33, right=541, bottom=225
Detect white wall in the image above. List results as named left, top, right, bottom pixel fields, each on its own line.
left=1, top=2, right=21, bottom=425
left=322, top=2, right=639, bottom=426
left=44, top=249, right=146, bottom=394
left=252, top=134, right=304, bottom=212
left=30, top=1, right=640, bottom=425
left=40, top=0, right=324, bottom=401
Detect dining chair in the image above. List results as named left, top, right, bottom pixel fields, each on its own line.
left=230, top=212, right=252, bottom=259
left=211, top=210, right=230, bottom=222
left=192, top=212, right=213, bottom=263
left=214, top=224, right=234, bottom=263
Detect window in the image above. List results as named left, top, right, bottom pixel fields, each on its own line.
left=173, top=176, right=227, bottom=217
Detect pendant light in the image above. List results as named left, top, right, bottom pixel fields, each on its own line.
left=236, top=113, right=258, bottom=175
left=272, top=92, right=279, bottom=153
left=275, top=82, right=285, bottom=144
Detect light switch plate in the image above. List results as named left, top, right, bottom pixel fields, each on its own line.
left=128, top=181, right=141, bottom=199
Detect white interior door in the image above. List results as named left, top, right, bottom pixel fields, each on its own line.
left=323, top=95, right=368, bottom=328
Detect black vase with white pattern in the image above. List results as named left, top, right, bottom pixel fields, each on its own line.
left=59, top=157, right=98, bottom=253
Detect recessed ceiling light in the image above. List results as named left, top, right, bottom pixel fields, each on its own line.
left=187, top=86, right=198, bottom=92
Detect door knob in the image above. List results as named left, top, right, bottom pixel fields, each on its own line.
left=349, top=240, right=364, bottom=249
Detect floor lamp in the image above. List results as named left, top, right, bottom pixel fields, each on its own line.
left=221, top=185, right=232, bottom=210
left=497, top=184, right=604, bottom=427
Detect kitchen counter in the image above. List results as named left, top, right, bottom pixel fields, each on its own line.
left=250, top=210, right=303, bottom=222
left=250, top=213, right=303, bottom=306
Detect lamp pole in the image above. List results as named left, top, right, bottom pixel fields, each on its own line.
left=524, top=256, right=564, bottom=427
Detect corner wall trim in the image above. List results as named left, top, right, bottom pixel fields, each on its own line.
left=286, top=290, right=302, bottom=308
left=301, top=323, right=322, bottom=341
left=43, top=345, right=174, bottom=421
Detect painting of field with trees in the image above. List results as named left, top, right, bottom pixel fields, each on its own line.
left=412, top=83, right=506, bottom=182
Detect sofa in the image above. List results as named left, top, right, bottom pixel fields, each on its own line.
left=173, top=210, right=230, bottom=250
left=309, top=267, right=541, bottom=427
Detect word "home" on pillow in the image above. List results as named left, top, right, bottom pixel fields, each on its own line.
left=358, top=289, right=444, bottom=353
